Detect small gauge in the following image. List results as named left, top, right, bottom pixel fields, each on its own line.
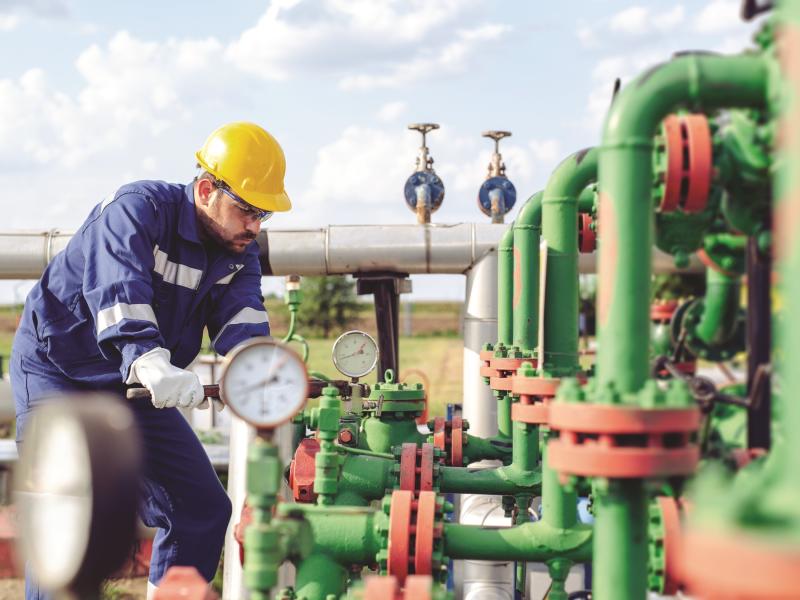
left=332, top=330, right=379, bottom=378
left=219, top=337, right=309, bottom=429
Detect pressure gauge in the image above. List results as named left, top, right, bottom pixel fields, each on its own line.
left=15, top=394, right=141, bottom=595
left=219, top=337, right=309, bottom=429
left=332, top=330, right=379, bottom=378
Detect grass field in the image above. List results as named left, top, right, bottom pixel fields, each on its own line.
left=0, top=303, right=465, bottom=415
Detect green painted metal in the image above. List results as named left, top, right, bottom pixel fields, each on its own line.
left=597, top=52, right=770, bottom=394
left=359, top=413, right=427, bottom=453
left=443, top=519, right=592, bottom=562
left=682, top=268, right=746, bottom=361
left=462, top=432, right=513, bottom=464
left=498, top=225, right=515, bottom=345
left=513, top=191, right=544, bottom=352
left=542, top=147, right=598, bottom=377
left=294, top=554, right=348, bottom=600
left=497, top=392, right=513, bottom=439
left=595, top=50, right=770, bottom=600
left=315, top=386, right=343, bottom=505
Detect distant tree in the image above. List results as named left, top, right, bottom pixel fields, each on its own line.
left=297, top=276, right=360, bottom=338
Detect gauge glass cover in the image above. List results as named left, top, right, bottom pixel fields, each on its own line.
left=221, top=338, right=308, bottom=428
left=332, top=330, right=379, bottom=378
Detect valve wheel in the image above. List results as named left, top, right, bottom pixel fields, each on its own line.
left=659, top=114, right=713, bottom=214
left=578, top=213, right=596, bottom=253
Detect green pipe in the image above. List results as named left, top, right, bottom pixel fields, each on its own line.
left=498, top=224, right=515, bottom=345
left=597, top=52, right=769, bottom=394
left=542, top=430, right=577, bottom=530
left=444, top=520, right=592, bottom=563
left=439, top=463, right=541, bottom=496
left=595, top=52, right=769, bottom=600
left=694, top=268, right=742, bottom=346
left=592, top=481, right=648, bottom=600
left=513, top=191, right=544, bottom=352
left=339, top=453, right=394, bottom=501
left=542, top=147, right=599, bottom=376
left=463, top=433, right=513, bottom=464
left=497, top=393, right=513, bottom=439
left=293, top=553, right=349, bottom=600
left=511, top=419, right=538, bottom=473
left=359, top=415, right=427, bottom=453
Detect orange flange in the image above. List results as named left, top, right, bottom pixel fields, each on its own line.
left=682, top=530, right=800, bottom=600
left=419, top=443, right=435, bottom=492
left=489, top=356, right=532, bottom=371
left=403, top=576, right=434, bottom=600
left=578, top=213, right=596, bottom=253
left=661, top=115, right=684, bottom=213
left=364, top=575, right=400, bottom=599
left=387, top=490, right=414, bottom=583
left=683, top=114, right=712, bottom=213
left=658, top=496, right=686, bottom=595
left=480, top=365, right=502, bottom=378
left=511, top=402, right=549, bottom=424
left=509, top=376, right=561, bottom=397
left=489, top=376, right=514, bottom=392
left=432, top=417, right=447, bottom=455
left=399, top=443, right=418, bottom=492
left=650, top=300, right=679, bottom=322
left=289, top=438, right=320, bottom=503
left=450, top=416, right=464, bottom=467
left=548, top=404, right=700, bottom=434
left=413, top=491, right=436, bottom=576
left=547, top=404, right=700, bottom=479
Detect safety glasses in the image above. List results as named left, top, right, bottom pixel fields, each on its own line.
left=217, top=185, right=273, bottom=222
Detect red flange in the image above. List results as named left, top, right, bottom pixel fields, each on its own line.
left=399, top=443, right=418, bottom=492
left=682, top=529, right=800, bottom=600
left=658, top=496, right=686, bottom=595
left=578, top=213, right=596, bottom=253
left=432, top=417, right=447, bottom=455
left=660, top=114, right=713, bottom=214
left=403, top=575, right=434, bottom=599
left=489, top=376, right=514, bottom=391
left=511, top=402, right=549, bottom=424
left=548, top=404, right=700, bottom=479
left=650, top=300, right=679, bottom=322
left=419, top=443, right=435, bottom=492
left=154, top=567, right=218, bottom=600
left=414, top=491, right=436, bottom=576
left=387, top=490, right=414, bottom=583
left=364, top=575, right=400, bottom=599
left=432, top=417, right=464, bottom=466
left=289, top=438, right=320, bottom=503
left=510, top=376, right=561, bottom=397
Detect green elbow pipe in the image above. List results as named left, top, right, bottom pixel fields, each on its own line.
left=439, top=464, right=541, bottom=495
left=597, top=52, right=769, bottom=394
left=444, top=520, right=592, bottom=563
left=542, top=147, right=599, bottom=377
left=293, top=554, right=349, bottom=600
left=693, top=269, right=743, bottom=347
left=513, top=191, right=544, bottom=352
left=498, top=224, right=515, bottom=345
left=463, top=433, right=513, bottom=464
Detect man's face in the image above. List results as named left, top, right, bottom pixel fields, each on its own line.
left=196, top=181, right=261, bottom=254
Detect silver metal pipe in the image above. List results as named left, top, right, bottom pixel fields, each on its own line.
left=0, top=225, right=700, bottom=279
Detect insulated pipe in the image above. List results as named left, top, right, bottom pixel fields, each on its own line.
left=542, top=148, right=598, bottom=376
left=0, top=227, right=698, bottom=279
left=497, top=225, right=515, bottom=345
left=595, top=52, right=769, bottom=600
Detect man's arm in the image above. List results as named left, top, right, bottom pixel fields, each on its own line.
left=207, top=248, right=270, bottom=356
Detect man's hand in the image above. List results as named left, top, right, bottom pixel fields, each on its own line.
left=126, top=347, right=205, bottom=409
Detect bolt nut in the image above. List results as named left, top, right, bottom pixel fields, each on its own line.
left=338, top=429, right=354, bottom=444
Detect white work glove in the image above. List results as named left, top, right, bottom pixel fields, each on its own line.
left=126, top=347, right=205, bottom=409
left=197, top=396, right=225, bottom=412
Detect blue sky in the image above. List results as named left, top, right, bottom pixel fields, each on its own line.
left=0, top=0, right=764, bottom=303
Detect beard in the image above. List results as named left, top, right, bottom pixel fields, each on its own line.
left=196, top=207, right=256, bottom=254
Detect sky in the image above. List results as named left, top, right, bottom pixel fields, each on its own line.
left=0, top=0, right=766, bottom=304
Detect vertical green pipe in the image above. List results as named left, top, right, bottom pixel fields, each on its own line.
left=498, top=225, right=515, bottom=346
left=776, top=0, right=800, bottom=482
left=592, top=481, right=648, bottom=599
left=595, top=53, right=769, bottom=600
left=541, top=148, right=599, bottom=376
left=541, top=430, right=576, bottom=530
left=511, top=419, right=538, bottom=473
left=293, top=554, right=348, bottom=600
left=513, top=191, right=544, bottom=353
left=497, top=393, right=512, bottom=439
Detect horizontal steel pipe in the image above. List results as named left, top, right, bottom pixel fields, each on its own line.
left=0, top=226, right=701, bottom=279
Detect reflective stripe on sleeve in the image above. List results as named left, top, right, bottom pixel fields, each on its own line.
left=96, top=302, right=158, bottom=335
left=153, top=245, right=203, bottom=290
left=212, top=307, right=269, bottom=347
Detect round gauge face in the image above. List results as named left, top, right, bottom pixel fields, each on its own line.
left=332, top=330, right=379, bottom=378
left=220, top=337, right=309, bottom=429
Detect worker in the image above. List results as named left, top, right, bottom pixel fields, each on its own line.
left=10, top=122, right=291, bottom=599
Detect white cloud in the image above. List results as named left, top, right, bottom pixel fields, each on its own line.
left=226, top=0, right=510, bottom=90
left=693, top=0, right=742, bottom=33
left=609, top=5, right=685, bottom=35
left=0, top=14, right=19, bottom=30
left=529, top=139, right=560, bottom=163
left=377, top=101, right=407, bottom=122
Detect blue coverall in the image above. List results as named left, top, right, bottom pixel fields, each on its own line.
left=11, top=180, right=270, bottom=597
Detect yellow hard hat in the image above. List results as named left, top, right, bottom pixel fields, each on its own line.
left=196, top=121, right=292, bottom=212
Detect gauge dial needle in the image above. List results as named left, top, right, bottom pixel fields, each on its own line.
left=340, top=342, right=367, bottom=360
left=233, top=356, right=290, bottom=395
